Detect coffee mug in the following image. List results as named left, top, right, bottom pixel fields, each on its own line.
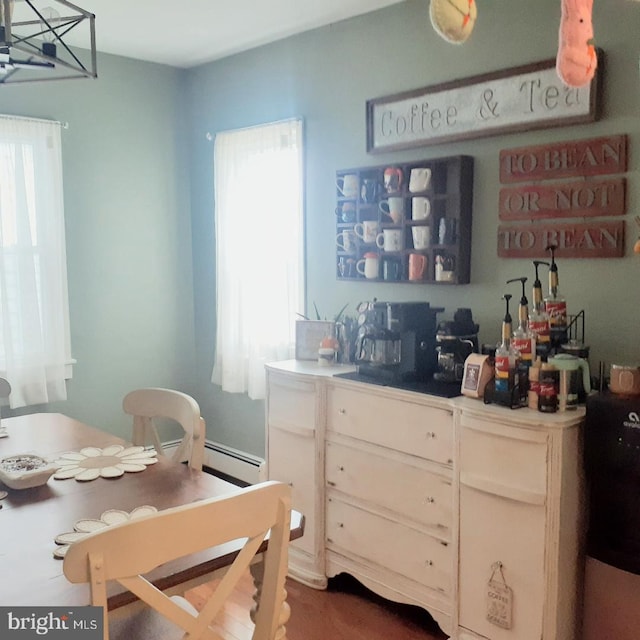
left=412, top=197, right=431, bottom=221
left=360, top=179, right=378, bottom=204
left=376, top=228, right=402, bottom=252
left=382, top=257, right=402, bottom=281
left=383, top=167, right=403, bottom=193
left=356, top=252, right=380, bottom=279
left=412, top=226, right=431, bottom=250
left=408, top=253, right=427, bottom=281
left=354, top=220, right=378, bottom=244
left=336, top=230, right=355, bottom=252
left=379, top=197, right=404, bottom=224
left=409, top=167, right=432, bottom=193
left=337, top=173, right=359, bottom=198
left=336, top=201, right=356, bottom=223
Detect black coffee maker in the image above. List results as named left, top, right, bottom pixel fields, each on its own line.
left=355, top=301, right=443, bottom=384
left=434, top=308, right=479, bottom=383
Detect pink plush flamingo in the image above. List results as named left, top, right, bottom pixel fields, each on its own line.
left=556, top=0, right=597, bottom=87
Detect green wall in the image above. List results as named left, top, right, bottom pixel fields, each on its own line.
left=188, top=0, right=640, bottom=456
left=1, top=0, right=639, bottom=457
left=0, top=52, right=196, bottom=440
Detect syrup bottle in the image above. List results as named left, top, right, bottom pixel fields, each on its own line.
left=529, top=260, right=550, bottom=356
left=507, top=276, right=536, bottom=368
left=544, top=245, right=568, bottom=349
left=494, top=294, right=520, bottom=394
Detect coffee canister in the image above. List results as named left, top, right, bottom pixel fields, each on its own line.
left=609, top=364, right=640, bottom=396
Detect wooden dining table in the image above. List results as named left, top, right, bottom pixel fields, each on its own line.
left=0, top=412, right=303, bottom=614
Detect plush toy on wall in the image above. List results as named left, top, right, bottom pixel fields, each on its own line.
left=556, top=0, right=597, bottom=87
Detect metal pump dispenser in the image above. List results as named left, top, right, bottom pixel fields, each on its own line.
left=544, top=245, right=568, bottom=347
left=530, top=260, right=551, bottom=353
left=507, top=277, right=535, bottom=366
left=494, top=294, right=520, bottom=393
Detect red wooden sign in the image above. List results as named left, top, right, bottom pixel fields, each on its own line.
left=499, top=178, right=626, bottom=220
left=500, top=135, right=628, bottom=184
left=498, top=221, right=625, bottom=258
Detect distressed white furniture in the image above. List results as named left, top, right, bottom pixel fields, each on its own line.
left=265, top=360, right=585, bottom=640
left=123, top=387, right=206, bottom=470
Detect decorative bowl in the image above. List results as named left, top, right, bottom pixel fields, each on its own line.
left=0, top=454, right=59, bottom=490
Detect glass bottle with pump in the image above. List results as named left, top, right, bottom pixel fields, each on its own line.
left=494, top=294, right=521, bottom=394
left=529, top=260, right=550, bottom=356
left=507, top=276, right=536, bottom=368
left=544, top=245, right=568, bottom=348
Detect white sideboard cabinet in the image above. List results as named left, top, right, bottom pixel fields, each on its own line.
left=264, top=361, right=585, bottom=640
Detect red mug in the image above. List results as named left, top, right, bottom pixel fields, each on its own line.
left=383, top=167, right=403, bottom=193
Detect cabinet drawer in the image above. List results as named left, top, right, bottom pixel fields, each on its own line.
left=326, top=440, right=452, bottom=533
left=267, top=375, right=317, bottom=432
left=459, top=414, right=548, bottom=501
left=458, top=484, right=545, bottom=640
left=326, top=498, right=452, bottom=595
left=268, top=426, right=316, bottom=555
left=327, top=386, right=453, bottom=466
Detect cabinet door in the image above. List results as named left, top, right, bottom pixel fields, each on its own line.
left=268, top=426, right=317, bottom=556
left=458, top=481, right=546, bottom=640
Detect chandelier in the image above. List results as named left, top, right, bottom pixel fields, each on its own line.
left=0, top=0, right=96, bottom=84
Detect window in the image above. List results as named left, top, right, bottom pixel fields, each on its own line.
left=211, top=119, right=304, bottom=400
left=0, top=115, right=72, bottom=407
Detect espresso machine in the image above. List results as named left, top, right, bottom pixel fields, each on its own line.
left=434, top=308, right=480, bottom=383
left=354, top=301, right=443, bottom=384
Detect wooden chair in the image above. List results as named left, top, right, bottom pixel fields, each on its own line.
left=63, top=481, right=292, bottom=640
left=0, top=378, right=11, bottom=434
left=123, top=388, right=206, bottom=470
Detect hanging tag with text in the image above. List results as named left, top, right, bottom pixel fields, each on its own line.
left=486, top=563, right=513, bottom=630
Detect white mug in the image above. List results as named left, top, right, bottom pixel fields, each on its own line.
left=337, top=173, right=359, bottom=198
left=354, top=220, right=378, bottom=244
left=412, top=197, right=431, bottom=221
left=409, top=167, right=432, bottom=193
left=336, top=230, right=355, bottom=252
left=356, top=253, right=379, bottom=279
left=412, top=226, right=431, bottom=250
left=379, top=197, right=405, bottom=224
left=376, top=228, right=402, bottom=252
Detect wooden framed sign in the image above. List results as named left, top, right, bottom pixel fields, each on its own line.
left=499, top=178, right=626, bottom=221
left=366, top=55, right=601, bottom=153
left=497, top=221, right=625, bottom=258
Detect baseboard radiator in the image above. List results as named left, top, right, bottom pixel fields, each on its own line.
left=162, top=439, right=265, bottom=486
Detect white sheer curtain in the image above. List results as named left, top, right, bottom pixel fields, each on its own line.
left=212, top=119, right=303, bottom=400
left=0, top=115, right=72, bottom=408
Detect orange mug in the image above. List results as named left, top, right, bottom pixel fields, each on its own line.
left=408, top=253, right=427, bottom=281
left=383, top=167, right=403, bottom=193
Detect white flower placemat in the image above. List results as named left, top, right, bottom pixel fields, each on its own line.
left=53, top=505, right=158, bottom=558
left=53, top=445, right=157, bottom=481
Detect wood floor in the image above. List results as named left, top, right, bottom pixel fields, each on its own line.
left=185, top=571, right=447, bottom=640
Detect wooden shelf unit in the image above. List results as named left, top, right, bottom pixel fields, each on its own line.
left=335, top=155, right=474, bottom=284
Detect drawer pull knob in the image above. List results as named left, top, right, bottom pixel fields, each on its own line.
left=424, top=560, right=433, bottom=567
left=337, top=522, right=344, bottom=528
left=327, top=480, right=336, bottom=487
left=339, top=408, right=346, bottom=415
left=423, top=496, right=435, bottom=504
left=425, top=431, right=436, bottom=439
left=338, top=465, right=344, bottom=472
left=287, top=481, right=294, bottom=487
